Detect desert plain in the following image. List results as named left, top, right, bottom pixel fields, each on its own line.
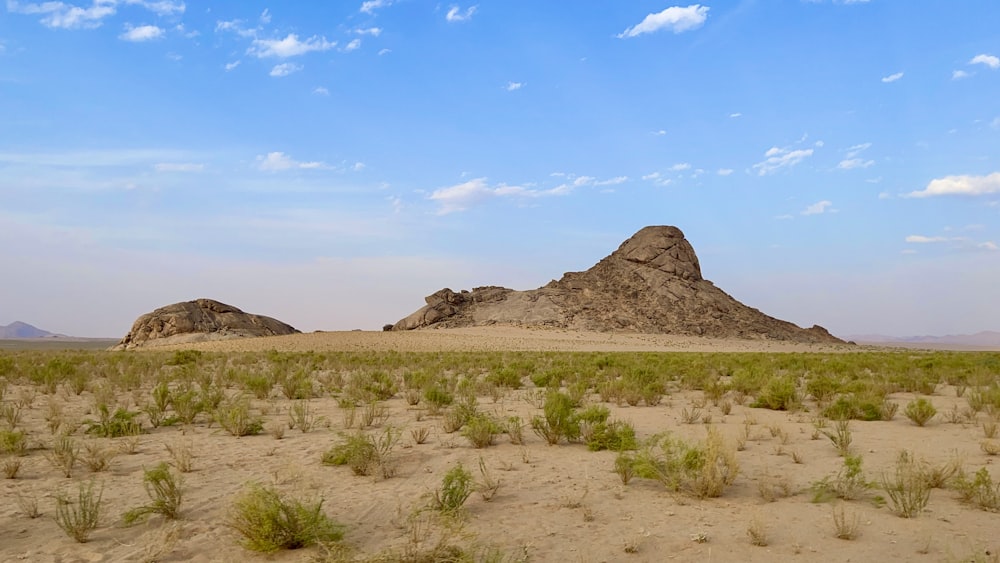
left=1, top=326, right=999, bottom=562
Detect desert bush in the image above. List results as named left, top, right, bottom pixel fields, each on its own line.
left=169, top=385, right=204, bottom=425
left=410, top=426, right=430, bottom=445
left=0, top=428, right=27, bottom=456
left=166, top=350, right=202, bottom=366
left=584, top=419, right=638, bottom=452
left=123, top=462, right=184, bottom=524
left=165, top=441, right=195, bottom=473
left=433, top=462, right=474, bottom=515
left=475, top=457, right=502, bottom=501
left=1, top=400, right=23, bottom=428
left=485, top=366, right=522, bottom=389
left=424, top=386, right=454, bottom=414
left=322, top=427, right=399, bottom=478
left=823, top=393, right=896, bottom=421
left=832, top=503, right=860, bottom=540
left=823, top=419, right=853, bottom=457
left=462, top=414, right=500, bottom=448
left=811, top=455, right=870, bottom=502
left=751, top=375, right=801, bottom=411
left=880, top=451, right=931, bottom=518
left=629, top=428, right=738, bottom=498
left=903, top=397, right=937, bottom=426
left=214, top=396, right=263, bottom=437
left=47, top=434, right=79, bottom=477
left=504, top=416, right=524, bottom=445
left=86, top=404, right=143, bottom=438
left=531, top=391, right=581, bottom=445
left=81, top=441, right=117, bottom=472
left=955, top=467, right=1000, bottom=511
left=229, top=483, right=343, bottom=553
left=55, top=480, right=103, bottom=543
left=287, top=400, right=323, bottom=433
left=3, top=455, right=24, bottom=478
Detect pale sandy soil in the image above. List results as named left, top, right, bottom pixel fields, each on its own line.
left=1, top=328, right=998, bottom=563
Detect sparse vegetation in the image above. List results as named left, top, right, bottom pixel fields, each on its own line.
left=229, top=483, right=343, bottom=553
left=433, top=462, right=474, bottom=515
left=55, top=479, right=104, bottom=543
left=123, top=462, right=184, bottom=524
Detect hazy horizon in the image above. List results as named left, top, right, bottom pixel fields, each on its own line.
left=2, top=2, right=998, bottom=338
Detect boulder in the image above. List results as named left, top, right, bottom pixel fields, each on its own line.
left=113, top=298, right=299, bottom=350
left=391, top=226, right=844, bottom=344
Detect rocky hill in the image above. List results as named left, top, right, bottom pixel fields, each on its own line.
left=113, top=298, right=300, bottom=350
left=392, top=226, right=843, bottom=344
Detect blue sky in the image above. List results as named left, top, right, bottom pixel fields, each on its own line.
left=1, top=1, right=998, bottom=338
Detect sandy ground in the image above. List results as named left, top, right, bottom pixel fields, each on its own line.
left=1, top=328, right=998, bottom=562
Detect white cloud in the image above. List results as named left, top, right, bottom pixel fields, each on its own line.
left=259, top=8, right=270, bottom=24
left=269, top=63, right=302, bottom=77
left=669, top=163, right=691, bottom=171
left=907, top=172, right=1000, bottom=197
left=446, top=5, right=477, bottom=22
left=952, top=69, right=971, bottom=80
left=752, top=147, right=814, bottom=175
left=313, top=86, right=330, bottom=96
left=215, top=19, right=257, bottom=38
left=360, top=0, right=392, bottom=14
left=249, top=34, right=336, bottom=58
left=505, top=81, right=523, bottom=91
left=717, top=169, right=734, bottom=176
left=641, top=172, right=672, bottom=186
left=594, top=176, right=628, bottom=186
left=429, top=175, right=599, bottom=213
left=119, top=23, right=164, bottom=41
left=342, top=38, right=361, bottom=52
left=881, top=71, right=903, bottom=83
left=651, top=129, right=667, bottom=136
left=352, top=162, right=365, bottom=172
left=256, top=152, right=325, bottom=171
left=9, top=0, right=117, bottom=29
left=224, top=60, right=240, bottom=71
left=618, top=4, right=709, bottom=38
left=905, top=235, right=955, bottom=244
left=838, top=158, right=874, bottom=170
left=729, top=112, right=742, bottom=118
left=980, top=241, right=998, bottom=251
left=125, top=0, right=184, bottom=16
left=378, top=48, right=391, bottom=56
left=801, top=200, right=833, bottom=215
left=355, top=27, right=382, bottom=36
left=154, top=162, right=203, bottom=172
left=970, top=54, right=1000, bottom=69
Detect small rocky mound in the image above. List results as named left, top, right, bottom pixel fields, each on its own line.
left=393, top=226, right=843, bottom=344
left=113, top=298, right=299, bottom=350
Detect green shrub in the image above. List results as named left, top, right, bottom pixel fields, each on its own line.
left=166, top=350, right=202, bottom=366
left=955, top=467, right=1000, bottom=511
left=485, top=367, right=522, bottom=389
left=55, top=480, right=103, bottom=543
left=628, top=428, right=739, bottom=498
left=433, top=463, right=473, bottom=515
left=461, top=414, right=500, bottom=448
left=214, top=397, right=263, bottom=437
left=903, top=397, right=937, bottom=426
left=123, top=462, right=184, bottom=524
left=85, top=405, right=143, bottom=438
left=229, top=483, right=343, bottom=553
left=531, top=391, right=581, bottom=445
left=322, top=428, right=399, bottom=478
left=585, top=419, right=638, bottom=452
left=880, top=451, right=930, bottom=518
left=0, top=429, right=27, bottom=456
left=811, top=455, right=870, bottom=502
left=750, top=376, right=800, bottom=411
left=822, top=394, right=895, bottom=421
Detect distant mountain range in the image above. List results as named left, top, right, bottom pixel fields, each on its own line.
left=0, top=321, right=62, bottom=339
left=845, top=331, right=1000, bottom=348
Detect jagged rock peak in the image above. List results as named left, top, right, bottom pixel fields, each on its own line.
left=391, top=225, right=844, bottom=344
left=113, top=298, right=299, bottom=350
left=610, top=225, right=702, bottom=281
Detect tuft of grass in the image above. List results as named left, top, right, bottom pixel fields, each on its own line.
left=165, top=441, right=195, bottom=473
left=229, top=483, right=343, bottom=553
left=475, top=457, right=502, bottom=501
left=880, top=451, right=931, bottom=518
left=904, top=397, right=937, bottom=427
left=462, top=414, right=500, bottom=449
left=955, top=467, right=1000, bottom=511
left=322, top=427, right=399, bottom=479
left=832, top=503, right=860, bottom=540
left=16, top=491, right=41, bottom=518
left=823, top=419, right=853, bottom=457
left=47, top=434, right=79, bottom=478
left=81, top=441, right=117, bottom=473
left=55, top=479, right=104, bottom=543
left=85, top=404, right=143, bottom=438
left=214, top=396, right=263, bottom=437
left=0, top=428, right=27, bottom=456
left=3, top=456, right=24, bottom=478
left=123, top=462, right=184, bottom=525
left=433, top=462, right=474, bottom=515
left=812, top=455, right=870, bottom=502
left=746, top=515, right=769, bottom=546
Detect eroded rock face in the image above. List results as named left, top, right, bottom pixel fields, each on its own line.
left=392, top=226, right=843, bottom=344
left=113, top=299, right=299, bottom=350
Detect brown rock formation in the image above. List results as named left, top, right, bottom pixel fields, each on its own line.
left=393, top=226, right=843, bottom=343
left=113, top=298, right=299, bottom=350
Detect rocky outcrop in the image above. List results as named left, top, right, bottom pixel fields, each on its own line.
left=393, top=226, right=843, bottom=344
left=113, top=299, right=299, bottom=350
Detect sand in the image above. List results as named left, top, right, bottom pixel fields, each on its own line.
left=1, top=328, right=997, bottom=562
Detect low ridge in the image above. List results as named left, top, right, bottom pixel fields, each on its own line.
left=113, top=298, right=300, bottom=350
left=393, top=226, right=843, bottom=344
